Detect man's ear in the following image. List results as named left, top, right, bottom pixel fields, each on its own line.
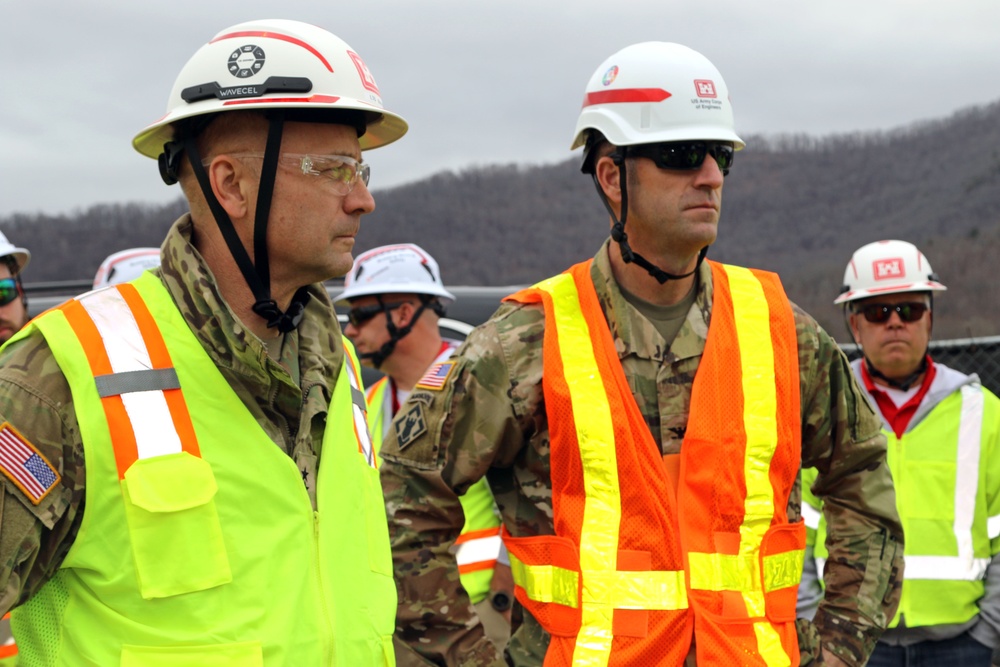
left=848, top=311, right=862, bottom=345
left=594, top=154, right=623, bottom=205
left=206, top=155, right=253, bottom=220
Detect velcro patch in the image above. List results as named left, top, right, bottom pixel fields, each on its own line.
left=415, top=361, right=455, bottom=391
left=394, top=403, right=428, bottom=451
left=0, top=421, right=61, bottom=505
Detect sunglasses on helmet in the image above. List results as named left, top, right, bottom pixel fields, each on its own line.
left=857, top=302, right=929, bottom=324
left=0, top=278, right=22, bottom=307
left=628, top=141, right=735, bottom=176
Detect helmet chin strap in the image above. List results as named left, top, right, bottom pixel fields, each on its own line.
left=358, top=295, right=446, bottom=369
left=864, top=354, right=928, bottom=392
left=591, top=147, right=707, bottom=285
left=184, top=111, right=310, bottom=334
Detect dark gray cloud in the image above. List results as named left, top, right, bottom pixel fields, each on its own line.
left=2, top=0, right=998, bottom=215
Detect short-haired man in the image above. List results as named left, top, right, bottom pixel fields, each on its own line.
left=381, top=42, right=903, bottom=666
left=801, top=240, right=1000, bottom=666
left=0, top=20, right=406, bottom=664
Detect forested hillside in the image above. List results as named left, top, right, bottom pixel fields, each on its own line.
left=3, top=100, right=999, bottom=341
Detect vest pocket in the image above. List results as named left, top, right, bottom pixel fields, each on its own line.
left=122, top=452, right=233, bottom=599
left=121, top=640, right=263, bottom=666
left=760, top=520, right=806, bottom=623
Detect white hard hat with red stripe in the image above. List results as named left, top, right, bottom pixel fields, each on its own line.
left=133, top=18, right=408, bottom=159
left=93, top=248, right=161, bottom=289
left=333, top=243, right=455, bottom=305
left=571, top=41, right=743, bottom=152
left=834, top=239, right=947, bottom=305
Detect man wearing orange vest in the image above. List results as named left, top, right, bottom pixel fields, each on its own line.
left=0, top=20, right=406, bottom=665
left=381, top=42, right=904, bottom=667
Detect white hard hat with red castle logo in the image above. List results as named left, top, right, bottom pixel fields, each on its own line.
left=834, top=239, right=947, bottom=305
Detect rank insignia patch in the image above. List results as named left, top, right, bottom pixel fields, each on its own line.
left=395, top=403, right=427, bottom=450
left=0, top=422, right=60, bottom=505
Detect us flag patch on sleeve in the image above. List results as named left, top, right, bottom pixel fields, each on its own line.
left=0, top=421, right=61, bottom=505
left=414, top=361, right=455, bottom=391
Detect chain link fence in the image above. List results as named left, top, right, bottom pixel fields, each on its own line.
left=841, top=336, right=1000, bottom=397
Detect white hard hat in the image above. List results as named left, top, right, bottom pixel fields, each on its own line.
left=834, top=240, right=947, bottom=305
left=133, top=19, right=408, bottom=159
left=93, top=248, right=161, bottom=289
left=333, top=244, right=455, bottom=305
left=571, top=41, right=744, bottom=153
left=0, top=230, right=30, bottom=274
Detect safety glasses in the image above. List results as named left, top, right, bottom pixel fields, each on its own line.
left=212, top=152, right=370, bottom=196
left=346, top=302, right=406, bottom=328
left=0, top=278, right=22, bottom=307
left=858, top=302, right=929, bottom=324
left=628, top=141, right=735, bottom=176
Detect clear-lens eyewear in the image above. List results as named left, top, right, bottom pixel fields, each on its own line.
left=628, top=141, right=735, bottom=176
left=0, top=278, right=22, bottom=307
left=207, top=152, right=370, bottom=195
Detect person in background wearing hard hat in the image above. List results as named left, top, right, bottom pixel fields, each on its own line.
left=380, top=42, right=903, bottom=667
left=0, top=230, right=30, bottom=347
left=92, top=247, right=161, bottom=289
left=0, top=19, right=406, bottom=665
left=799, top=240, right=1000, bottom=666
left=0, top=230, right=30, bottom=665
left=335, top=243, right=515, bottom=650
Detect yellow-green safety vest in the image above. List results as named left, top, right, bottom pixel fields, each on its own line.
left=803, top=383, right=1000, bottom=628
left=10, top=274, right=396, bottom=665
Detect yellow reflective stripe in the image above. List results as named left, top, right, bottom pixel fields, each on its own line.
left=724, top=265, right=788, bottom=667
left=754, top=622, right=791, bottom=667
left=587, top=569, right=687, bottom=610
left=509, top=552, right=580, bottom=607
left=541, top=273, right=619, bottom=665
left=763, top=549, right=805, bottom=592
left=688, top=552, right=760, bottom=592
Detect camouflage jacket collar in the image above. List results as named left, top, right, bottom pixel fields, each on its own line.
left=590, top=239, right=711, bottom=364
left=157, top=215, right=342, bottom=403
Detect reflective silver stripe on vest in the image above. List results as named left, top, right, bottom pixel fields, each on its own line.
left=78, top=288, right=184, bottom=461
left=905, top=384, right=988, bottom=581
left=455, top=533, right=503, bottom=568
left=801, top=501, right=821, bottom=531
left=344, top=356, right=375, bottom=468
left=95, top=368, right=181, bottom=398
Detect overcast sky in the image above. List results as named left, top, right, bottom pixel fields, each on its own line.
left=2, top=1, right=999, bottom=217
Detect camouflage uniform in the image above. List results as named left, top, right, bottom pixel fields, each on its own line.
left=381, top=239, right=905, bottom=667
left=0, top=214, right=344, bottom=613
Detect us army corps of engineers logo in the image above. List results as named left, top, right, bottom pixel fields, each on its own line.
left=229, top=45, right=265, bottom=78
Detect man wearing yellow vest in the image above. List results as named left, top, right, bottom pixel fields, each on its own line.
left=0, top=19, right=407, bottom=665
left=380, top=42, right=904, bottom=667
left=336, top=243, right=515, bottom=649
left=800, top=240, right=1000, bottom=666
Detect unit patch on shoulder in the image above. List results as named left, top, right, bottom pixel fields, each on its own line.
left=394, top=403, right=428, bottom=451
left=414, top=361, right=455, bottom=391
left=0, top=421, right=61, bottom=505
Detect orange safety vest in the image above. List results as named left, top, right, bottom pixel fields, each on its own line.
left=503, top=259, right=804, bottom=666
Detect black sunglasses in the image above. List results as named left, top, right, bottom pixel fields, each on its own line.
left=0, top=278, right=21, bottom=307
left=858, top=302, right=929, bottom=324
left=628, top=141, right=735, bottom=176
left=346, top=301, right=406, bottom=328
